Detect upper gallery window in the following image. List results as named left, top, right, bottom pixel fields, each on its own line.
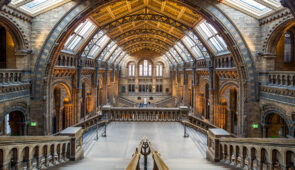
left=63, top=19, right=96, bottom=52
left=129, top=64, right=135, bottom=77
left=139, top=60, right=152, bottom=77
left=284, top=31, right=294, bottom=64
left=156, top=64, right=163, bottom=77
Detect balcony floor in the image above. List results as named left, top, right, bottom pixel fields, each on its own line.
left=51, top=122, right=233, bottom=170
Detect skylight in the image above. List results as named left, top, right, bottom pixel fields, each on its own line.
left=63, top=19, right=96, bottom=52
left=175, top=42, right=193, bottom=62
left=9, top=0, right=71, bottom=16
left=24, top=0, right=49, bottom=8
left=222, top=0, right=281, bottom=18
left=196, top=21, right=228, bottom=54
left=169, top=48, right=184, bottom=64
left=99, top=42, right=118, bottom=61
left=240, top=0, right=267, bottom=11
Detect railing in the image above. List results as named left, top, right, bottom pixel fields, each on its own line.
left=0, top=69, right=30, bottom=94
left=207, top=128, right=295, bottom=170
left=117, top=96, right=137, bottom=107
left=73, top=114, right=103, bottom=135
left=154, top=97, right=176, bottom=107
left=0, top=128, right=83, bottom=170
left=57, top=52, right=77, bottom=67
left=149, top=141, right=169, bottom=170
left=268, top=71, right=295, bottom=87
left=126, top=141, right=143, bottom=170
left=126, top=138, right=169, bottom=170
left=214, top=55, right=235, bottom=68
left=187, top=115, right=217, bottom=133
left=0, top=69, right=25, bottom=84
left=102, top=106, right=189, bottom=122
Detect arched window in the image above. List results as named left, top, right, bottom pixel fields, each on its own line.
left=284, top=31, right=294, bottom=64
left=128, top=63, right=135, bottom=77
left=139, top=64, right=143, bottom=76
left=156, top=64, right=163, bottom=77
left=139, top=60, right=152, bottom=77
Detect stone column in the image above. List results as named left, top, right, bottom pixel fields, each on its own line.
left=64, top=101, right=72, bottom=127
left=94, top=62, right=99, bottom=113
left=182, top=66, right=188, bottom=105
left=176, top=66, right=181, bottom=103
left=152, top=65, right=156, bottom=93
left=105, top=66, right=109, bottom=104
left=110, top=67, right=115, bottom=104
left=208, top=63, right=216, bottom=123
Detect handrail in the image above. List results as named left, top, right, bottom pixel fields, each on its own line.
left=183, top=120, right=208, bottom=134
left=126, top=140, right=144, bottom=170
left=186, top=116, right=237, bottom=137
left=148, top=142, right=169, bottom=170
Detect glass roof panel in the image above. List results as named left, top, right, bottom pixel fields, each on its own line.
left=240, top=0, right=268, bottom=11
left=10, top=0, right=71, bottom=16
left=196, top=21, right=228, bottom=54
left=24, top=0, right=49, bottom=8
left=63, top=19, right=96, bottom=53
left=222, top=0, right=279, bottom=18
left=169, top=48, right=183, bottom=63
left=182, top=35, right=204, bottom=60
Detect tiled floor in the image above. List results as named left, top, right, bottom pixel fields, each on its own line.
left=52, top=122, right=231, bottom=170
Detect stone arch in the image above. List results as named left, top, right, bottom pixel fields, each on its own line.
left=52, top=82, right=73, bottom=134
left=261, top=104, right=292, bottom=137
left=264, top=18, right=295, bottom=54
left=0, top=15, right=28, bottom=49
left=32, top=0, right=256, bottom=130
left=52, top=81, right=73, bottom=101
left=263, top=111, right=290, bottom=138
left=218, top=82, right=239, bottom=133
left=31, top=145, right=39, bottom=169
left=7, top=148, right=18, bottom=169
left=21, top=146, right=30, bottom=169
left=3, top=105, right=27, bottom=136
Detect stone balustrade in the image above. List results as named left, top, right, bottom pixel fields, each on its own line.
left=214, top=55, right=235, bottom=68
left=268, top=71, right=295, bottom=87
left=187, top=115, right=218, bottom=132
left=57, top=53, right=77, bottom=67
left=0, top=127, right=83, bottom=170
left=0, top=69, right=25, bottom=84
left=0, top=69, right=30, bottom=94
left=207, top=128, right=295, bottom=170
left=73, top=114, right=104, bottom=135
left=102, top=105, right=189, bottom=121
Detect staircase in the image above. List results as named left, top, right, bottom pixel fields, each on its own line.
left=117, top=96, right=137, bottom=107
left=154, top=96, right=176, bottom=107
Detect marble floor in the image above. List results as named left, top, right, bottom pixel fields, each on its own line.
left=51, top=122, right=232, bottom=170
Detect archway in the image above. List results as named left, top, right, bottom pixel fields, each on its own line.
left=229, top=88, right=238, bottom=134
left=32, top=0, right=256, bottom=136
left=265, top=113, right=289, bottom=138
left=5, top=111, right=25, bottom=136
left=52, top=84, right=72, bottom=133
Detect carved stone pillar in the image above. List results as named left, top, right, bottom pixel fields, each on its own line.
left=209, top=64, right=216, bottom=123
left=105, top=66, right=109, bottom=104
left=64, top=101, right=72, bottom=127
left=182, top=67, right=188, bottom=105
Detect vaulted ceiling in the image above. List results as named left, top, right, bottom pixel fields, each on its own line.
left=90, top=0, right=201, bottom=56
